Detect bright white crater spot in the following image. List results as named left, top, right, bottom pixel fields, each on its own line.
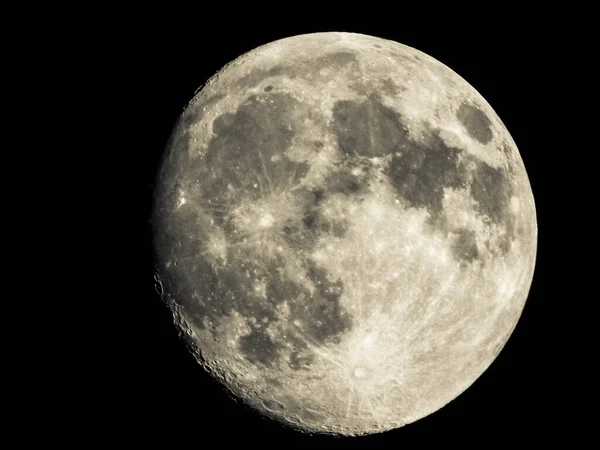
left=510, top=196, right=520, bottom=213
left=259, top=213, right=275, bottom=228
left=354, top=367, right=366, bottom=378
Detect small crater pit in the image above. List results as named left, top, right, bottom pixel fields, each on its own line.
left=263, top=399, right=286, bottom=412
left=354, top=367, right=366, bottom=378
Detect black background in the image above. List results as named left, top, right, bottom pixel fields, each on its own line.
left=98, top=9, right=566, bottom=448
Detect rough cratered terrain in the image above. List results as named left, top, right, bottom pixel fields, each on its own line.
left=152, top=32, right=537, bottom=436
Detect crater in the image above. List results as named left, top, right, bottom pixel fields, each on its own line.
left=289, top=350, right=314, bottom=371
left=234, top=65, right=288, bottom=91
left=354, top=367, right=366, bottom=378
left=263, top=400, right=286, bottom=412
left=457, top=101, right=493, bottom=144
left=258, top=213, right=275, bottom=228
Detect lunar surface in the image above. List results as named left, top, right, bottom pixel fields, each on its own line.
left=152, top=32, right=537, bottom=436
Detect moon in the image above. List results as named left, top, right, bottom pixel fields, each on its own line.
left=152, top=32, right=537, bottom=436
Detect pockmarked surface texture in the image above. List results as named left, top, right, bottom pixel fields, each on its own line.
left=153, top=32, right=537, bottom=436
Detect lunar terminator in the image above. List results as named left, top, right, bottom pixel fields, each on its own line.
left=152, top=32, right=537, bottom=436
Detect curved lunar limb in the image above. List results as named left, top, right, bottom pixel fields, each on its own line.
left=152, top=32, right=537, bottom=436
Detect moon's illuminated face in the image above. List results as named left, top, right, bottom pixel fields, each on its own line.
left=153, top=32, right=537, bottom=436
